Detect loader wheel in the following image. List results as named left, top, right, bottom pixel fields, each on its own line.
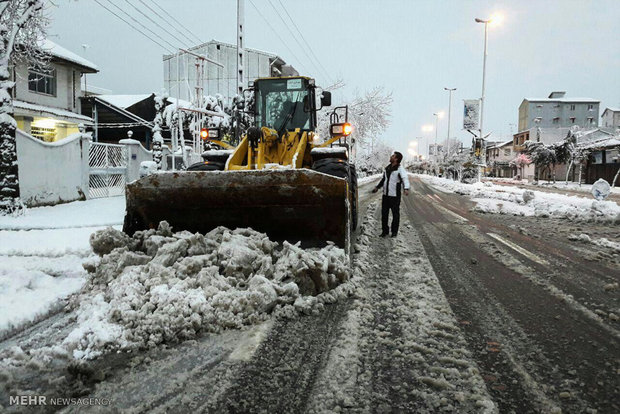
left=187, top=161, right=225, bottom=171
left=312, top=158, right=359, bottom=231
left=123, top=211, right=145, bottom=236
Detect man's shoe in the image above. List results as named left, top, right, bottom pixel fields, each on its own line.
left=380, top=232, right=388, bottom=237
left=391, top=233, right=397, bottom=238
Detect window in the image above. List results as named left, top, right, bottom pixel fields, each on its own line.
left=503, top=148, right=511, bottom=156
left=553, top=117, right=559, bottom=124
left=587, top=117, right=594, bottom=125
left=569, top=104, right=575, bottom=110
left=31, top=126, right=56, bottom=142
left=570, top=117, right=576, bottom=123
left=534, top=117, right=542, bottom=123
left=587, top=104, right=594, bottom=111
left=28, top=68, right=56, bottom=96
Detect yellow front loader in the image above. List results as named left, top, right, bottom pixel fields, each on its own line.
left=123, top=76, right=358, bottom=249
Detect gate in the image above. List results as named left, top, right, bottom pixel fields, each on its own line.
left=89, top=143, right=127, bottom=198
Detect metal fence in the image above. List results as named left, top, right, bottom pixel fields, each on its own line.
left=88, top=143, right=127, bottom=198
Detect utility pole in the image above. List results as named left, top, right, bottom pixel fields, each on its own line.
left=444, top=87, right=456, bottom=157
left=237, top=0, right=245, bottom=96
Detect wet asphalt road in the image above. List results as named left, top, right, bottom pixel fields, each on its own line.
left=404, top=176, right=619, bottom=413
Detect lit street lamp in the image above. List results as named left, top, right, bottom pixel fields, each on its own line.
left=475, top=13, right=502, bottom=180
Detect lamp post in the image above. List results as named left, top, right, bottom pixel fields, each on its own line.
left=475, top=14, right=502, bottom=180
left=433, top=112, right=443, bottom=163
left=444, top=87, right=456, bottom=158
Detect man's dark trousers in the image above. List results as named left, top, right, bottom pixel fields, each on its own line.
left=381, top=195, right=401, bottom=235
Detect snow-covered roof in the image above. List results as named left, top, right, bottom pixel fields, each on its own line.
left=602, top=107, right=620, bottom=115
left=97, top=94, right=152, bottom=109
left=41, top=39, right=98, bottom=72
left=487, top=140, right=513, bottom=149
left=13, top=100, right=93, bottom=124
left=524, top=97, right=599, bottom=103
left=578, top=137, right=620, bottom=150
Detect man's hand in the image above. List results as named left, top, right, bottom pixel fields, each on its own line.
left=404, top=189, right=410, bottom=196
left=372, top=187, right=378, bottom=193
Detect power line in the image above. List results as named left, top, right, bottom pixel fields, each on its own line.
left=137, top=0, right=198, bottom=46
left=104, top=0, right=181, bottom=51
left=123, top=0, right=190, bottom=47
left=276, top=0, right=334, bottom=85
left=265, top=0, right=328, bottom=83
left=145, top=0, right=203, bottom=45
left=247, top=0, right=309, bottom=75
left=93, top=0, right=174, bottom=53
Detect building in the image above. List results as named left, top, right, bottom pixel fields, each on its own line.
left=518, top=91, right=599, bottom=131
left=486, top=140, right=515, bottom=177
left=10, top=39, right=97, bottom=142
left=163, top=40, right=298, bottom=103
left=601, top=107, right=620, bottom=128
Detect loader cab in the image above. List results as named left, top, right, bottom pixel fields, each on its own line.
left=254, top=77, right=323, bottom=133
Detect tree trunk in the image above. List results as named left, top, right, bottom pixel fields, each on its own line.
left=578, top=163, right=583, bottom=187
left=565, top=160, right=574, bottom=184
left=612, top=165, right=620, bottom=188
left=0, top=79, right=22, bottom=214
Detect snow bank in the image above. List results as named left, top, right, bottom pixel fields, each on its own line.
left=421, top=175, right=620, bottom=222
left=63, top=223, right=351, bottom=359
left=568, top=233, right=620, bottom=253
left=0, top=196, right=125, bottom=230
left=0, top=267, right=84, bottom=334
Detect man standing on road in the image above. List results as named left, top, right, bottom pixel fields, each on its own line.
left=372, top=151, right=410, bottom=237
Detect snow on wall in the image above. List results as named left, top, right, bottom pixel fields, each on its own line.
left=16, top=130, right=90, bottom=207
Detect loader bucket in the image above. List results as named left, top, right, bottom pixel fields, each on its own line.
left=123, top=169, right=350, bottom=248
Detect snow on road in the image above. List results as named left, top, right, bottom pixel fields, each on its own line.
left=420, top=174, right=620, bottom=222
left=308, top=202, right=496, bottom=413
left=0, top=197, right=125, bottom=338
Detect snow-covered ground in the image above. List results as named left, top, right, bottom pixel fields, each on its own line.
left=420, top=175, right=620, bottom=222
left=0, top=197, right=125, bottom=337
left=484, top=177, right=620, bottom=196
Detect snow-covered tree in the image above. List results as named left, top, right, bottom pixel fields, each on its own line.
left=0, top=0, right=47, bottom=214
left=151, top=92, right=168, bottom=169
left=317, top=86, right=392, bottom=150
left=561, top=127, right=590, bottom=185
left=524, top=141, right=557, bottom=182
left=509, top=153, right=531, bottom=179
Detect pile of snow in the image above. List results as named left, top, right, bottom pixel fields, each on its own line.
left=63, top=222, right=352, bottom=359
left=421, top=175, right=620, bottom=222
left=568, top=233, right=620, bottom=253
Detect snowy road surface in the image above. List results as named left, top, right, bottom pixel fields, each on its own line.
left=0, top=179, right=618, bottom=413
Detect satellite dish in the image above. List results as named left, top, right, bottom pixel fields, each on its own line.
left=591, top=178, right=611, bottom=201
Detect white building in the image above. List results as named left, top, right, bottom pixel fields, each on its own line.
left=518, top=91, right=600, bottom=131
left=10, top=40, right=97, bottom=142
left=163, top=40, right=298, bottom=103
left=601, top=107, right=620, bottom=128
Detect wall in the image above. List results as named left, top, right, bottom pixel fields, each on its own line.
left=16, top=130, right=90, bottom=206
left=523, top=101, right=599, bottom=129
left=14, top=61, right=81, bottom=114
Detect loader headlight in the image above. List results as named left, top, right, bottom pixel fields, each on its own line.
left=200, top=129, right=208, bottom=140
left=330, top=122, right=353, bottom=137
left=208, top=128, right=220, bottom=139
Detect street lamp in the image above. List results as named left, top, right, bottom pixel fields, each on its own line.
left=475, top=13, right=502, bottom=180
left=444, top=87, right=456, bottom=158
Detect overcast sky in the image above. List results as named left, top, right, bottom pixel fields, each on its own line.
left=49, top=0, right=620, bottom=156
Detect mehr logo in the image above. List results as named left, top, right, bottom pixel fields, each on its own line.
left=9, top=395, right=47, bottom=405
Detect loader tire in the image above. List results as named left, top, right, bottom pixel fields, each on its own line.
left=123, top=211, right=145, bottom=236
left=186, top=161, right=225, bottom=171
left=312, top=158, right=359, bottom=231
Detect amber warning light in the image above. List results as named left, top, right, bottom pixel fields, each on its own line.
left=200, top=129, right=208, bottom=140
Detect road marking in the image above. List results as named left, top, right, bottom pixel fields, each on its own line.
left=434, top=204, right=469, bottom=222
left=433, top=194, right=442, bottom=202
left=486, top=233, right=549, bottom=266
